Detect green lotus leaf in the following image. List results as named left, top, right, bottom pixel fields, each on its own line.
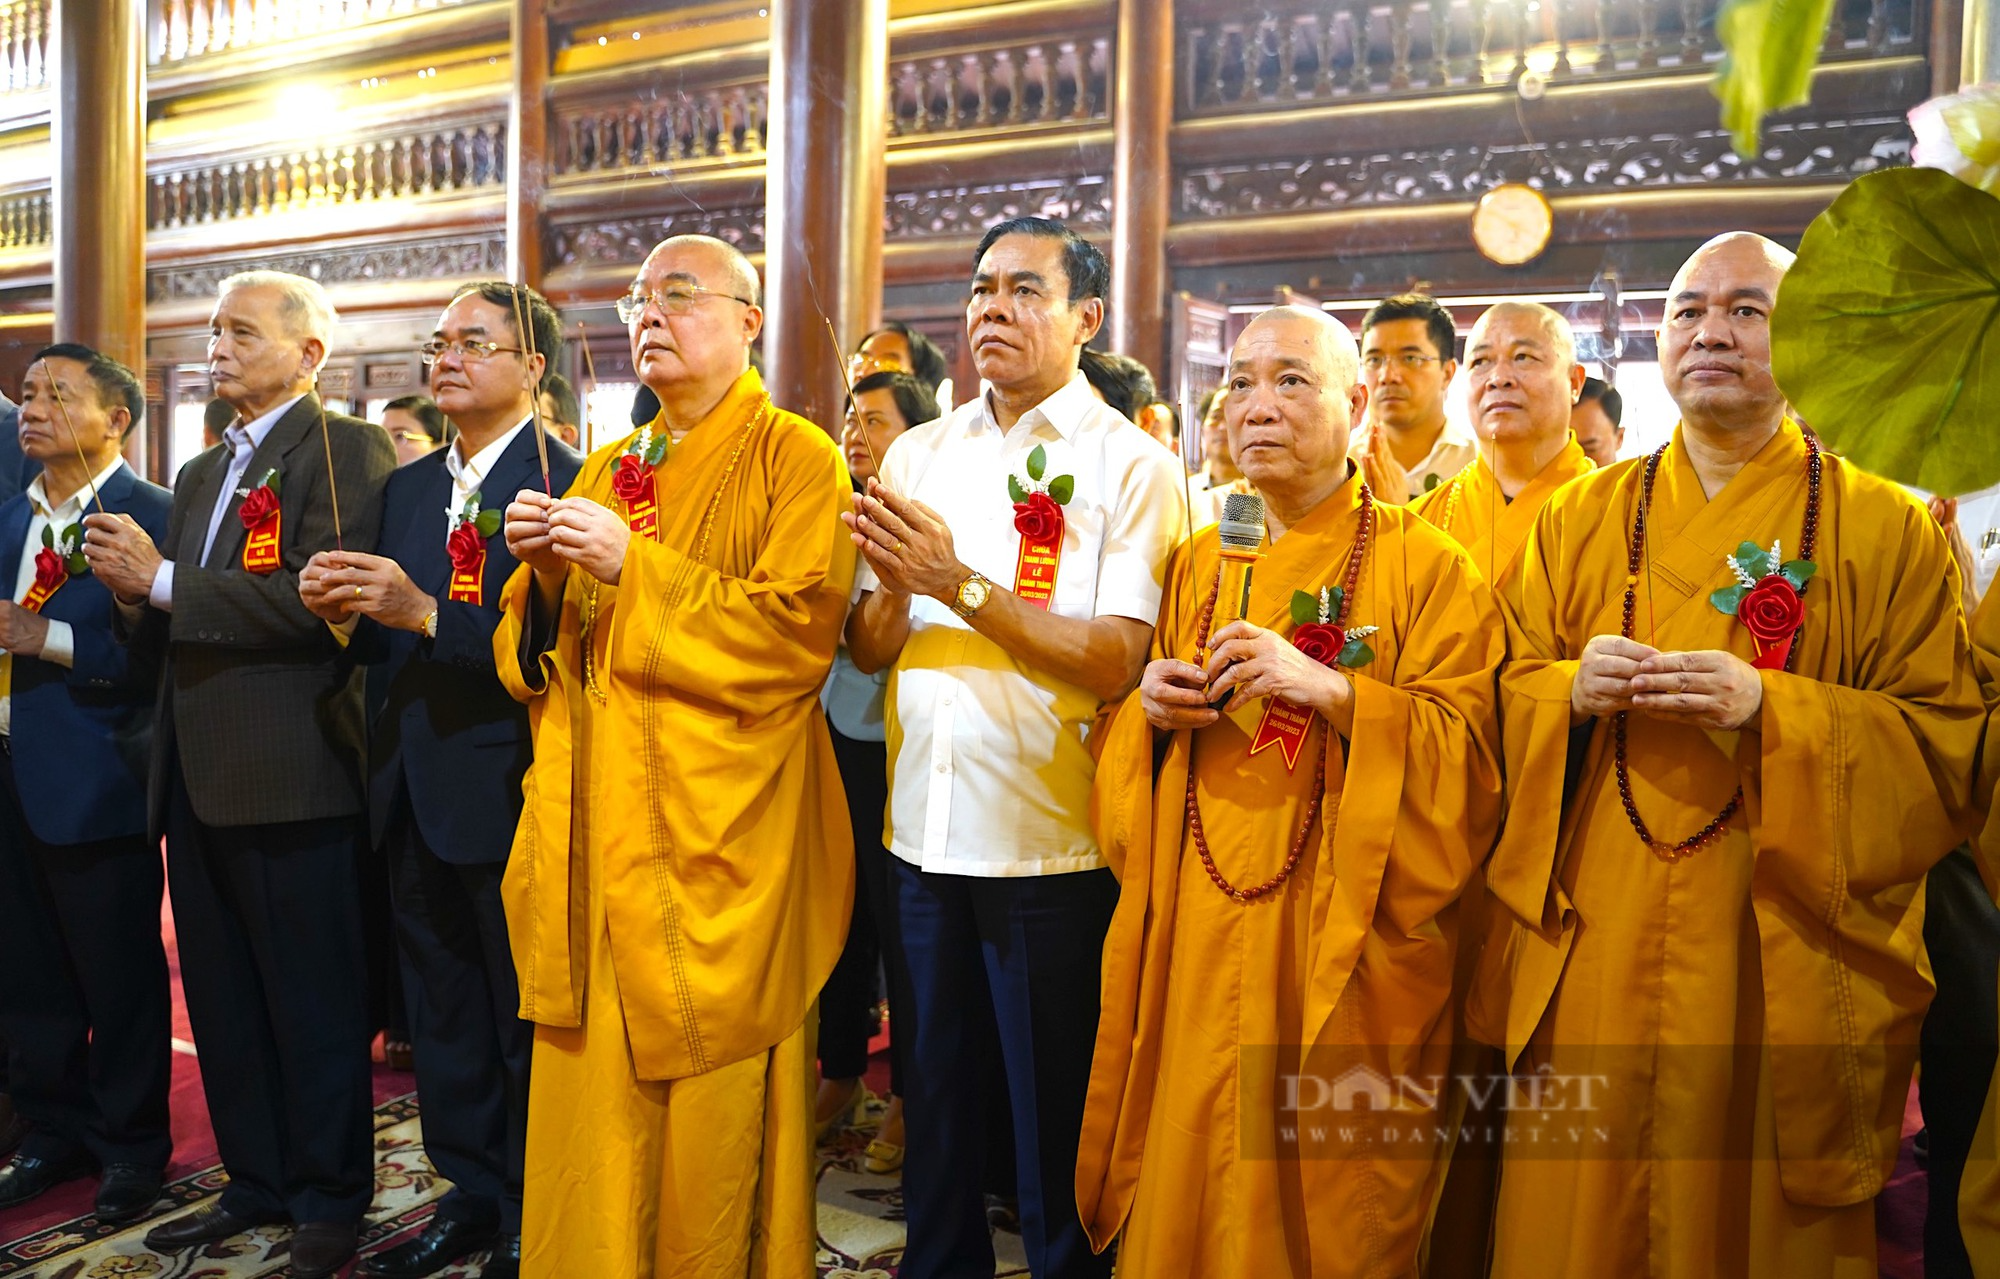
left=1007, top=474, right=1029, bottom=504
left=1711, top=584, right=1750, bottom=615
left=1290, top=590, right=1319, bottom=627
left=1771, top=167, right=2000, bottom=495
left=1047, top=474, right=1075, bottom=505
left=1712, top=0, right=1833, bottom=158
left=1027, top=445, right=1046, bottom=481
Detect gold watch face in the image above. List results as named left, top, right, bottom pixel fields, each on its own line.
left=957, top=575, right=991, bottom=614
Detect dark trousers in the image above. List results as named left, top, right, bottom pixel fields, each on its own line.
left=891, top=858, right=1118, bottom=1279
left=165, top=755, right=373, bottom=1224
left=0, top=746, right=171, bottom=1170
left=818, top=727, right=901, bottom=1093
left=1920, top=846, right=2000, bottom=1279
left=385, top=791, right=530, bottom=1236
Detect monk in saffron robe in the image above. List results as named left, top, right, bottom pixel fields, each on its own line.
left=1473, top=233, right=1981, bottom=1277
left=1077, top=305, right=1504, bottom=1277
left=494, top=235, right=856, bottom=1279
left=1408, top=300, right=1591, bottom=1279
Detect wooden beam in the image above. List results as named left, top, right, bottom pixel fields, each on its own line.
left=508, top=0, right=550, bottom=286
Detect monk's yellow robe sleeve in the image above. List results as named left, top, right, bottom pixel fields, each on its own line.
left=1751, top=487, right=1979, bottom=1204
left=1970, top=584, right=2000, bottom=901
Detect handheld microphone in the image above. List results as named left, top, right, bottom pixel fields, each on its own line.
left=1201, top=492, right=1266, bottom=708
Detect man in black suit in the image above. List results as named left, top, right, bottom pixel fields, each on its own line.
left=83, top=270, right=396, bottom=1279
left=300, top=283, right=581, bottom=1279
left=0, top=347, right=174, bottom=1223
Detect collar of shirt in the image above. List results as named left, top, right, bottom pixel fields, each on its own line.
left=224, top=394, right=306, bottom=467
left=25, top=456, right=126, bottom=524
left=444, top=416, right=532, bottom=525
left=976, top=369, right=1096, bottom=442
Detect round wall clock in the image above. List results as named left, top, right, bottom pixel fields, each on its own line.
left=1472, top=183, right=1555, bottom=266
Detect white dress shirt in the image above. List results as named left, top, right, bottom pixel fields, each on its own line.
left=1349, top=413, right=1478, bottom=502
left=1, top=457, right=129, bottom=736
left=442, top=417, right=530, bottom=535
left=150, top=394, right=303, bottom=610
left=860, top=371, right=1186, bottom=877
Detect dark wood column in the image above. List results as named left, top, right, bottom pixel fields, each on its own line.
left=763, top=0, right=887, bottom=435
left=52, top=0, right=146, bottom=373
left=1110, top=0, right=1172, bottom=379
left=507, top=0, right=549, bottom=286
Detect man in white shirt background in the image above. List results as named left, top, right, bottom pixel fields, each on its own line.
left=1353, top=292, right=1473, bottom=503
left=0, top=346, right=174, bottom=1224
left=844, top=216, right=1186, bottom=1279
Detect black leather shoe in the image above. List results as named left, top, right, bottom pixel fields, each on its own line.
left=144, top=1202, right=270, bottom=1250
left=479, top=1235, right=520, bottom=1279
left=357, top=1217, right=497, bottom=1278
left=0, top=1151, right=92, bottom=1210
left=291, top=1220, right=360, bottom=1279
left=93, top=1163, right=164, bottom=1223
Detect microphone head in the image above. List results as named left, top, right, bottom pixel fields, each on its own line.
left=1217, top=492, right=1265, bottom=551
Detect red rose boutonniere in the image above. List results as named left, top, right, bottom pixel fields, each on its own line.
left=1709, top=539, right=1816, bottom=670
left=22, top=522, right=87, bottom=612
left=445, top=491, right=503, bottom=604
left=1005, top=444, right=1074, bottom=609
left=235, top=467, right=283, bottom=574
left=1288, top=586, right=1377, bottom=669
left=614, top=425, right=669, bottom=538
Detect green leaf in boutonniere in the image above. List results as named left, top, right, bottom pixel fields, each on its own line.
left=1047, top=474, right=1075, bottom=505
left=475, top=508, right=503, bottom=538
left=258, top=467, right=281, bottom=496
left=1779, top=559, right=1817, bottom=591
left=1008, top=474, right=1029, bottom=504
left=1339, top=636, right=1376, bottom=668
left=1027, top=444, right=1047, bottom=482
left=644, top=432, right=669, bottom=467
left=1710, top=584, right=1750, bottom=614
left=1290, top=589, right=1319, bottom=627
left=40, top=524, right=54, bottom=550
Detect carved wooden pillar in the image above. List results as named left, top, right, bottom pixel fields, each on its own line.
left=507, top=0, right=549, bottom=285
left=764, top=0, right=887, bottom=435
left=1966, top=0, right=1999, bottom=84
left=53, top=0, right=146, bottom=373
left=1111, top=0, right=1172, bottom=381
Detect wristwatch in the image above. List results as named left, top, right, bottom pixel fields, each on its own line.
left=950, top=572, right=994, bottom=620
left=421, top=609, right=439, bottom=640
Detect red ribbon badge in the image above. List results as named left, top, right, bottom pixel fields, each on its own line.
left=446, top=521, right=486, bottom=605
left=237, top=481, right=282, bottom=575
left=1011, top=492, right=1064, bottom=609
left=612, top=454, right=660, bottom=541
left=21, top=547, right=66, bottom=613
left=1249, top=700, right=1316, bottom=772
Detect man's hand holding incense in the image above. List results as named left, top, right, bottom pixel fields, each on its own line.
left=845, top=478, right=968, bottom=603
left=547, top=496, right=631, bottom=586
left=81, top=512, right=163, bottom=604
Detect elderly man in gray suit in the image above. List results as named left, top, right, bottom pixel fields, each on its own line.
left=84, top=270, right=396, bottom=1279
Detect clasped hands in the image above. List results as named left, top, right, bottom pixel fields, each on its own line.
left=1140, top=621, right=1351, bottom=731
left=841, top=478, right=969, bottom=603
left=504, top=490, right=630, bottom=586
left=299, top=551, right=434, bottom=631
left=1571, top=635, right=1763, bottom=731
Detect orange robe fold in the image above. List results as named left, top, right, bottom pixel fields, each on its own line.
left=493, top=369, right=856, bottom=1278
left=1406, top=435, right=1593, bottom=586
left=1960, top=583, right=2000, bottom=1270
left=1474, top=420, right=1980, bottom=1277
left=1079, top=473, right=1504, bottom=1277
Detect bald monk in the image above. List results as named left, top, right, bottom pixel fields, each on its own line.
left=494, top=234, right=856, bottom=1279
left=1408, top=302, right=1592, bottom=1277
left=1409, top=301, right=1593, bottom=580
left=1077, top=305, right=1504, bottom=1276
left=1473, top=232, right=1982, bottom=1276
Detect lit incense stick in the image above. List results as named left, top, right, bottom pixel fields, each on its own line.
left=511, top=284, right=554, bottom=495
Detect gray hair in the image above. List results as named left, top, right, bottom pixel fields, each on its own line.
left=219, top=270, right=338, bottom=349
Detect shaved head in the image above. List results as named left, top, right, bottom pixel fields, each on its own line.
left=647, top=234, right=761, bottom=307
left=1659, top=231, right=1794, bottom=434
left=1467, top=301, right=1575, bottom=368
left=1238, top=304, right=1361, bottom=390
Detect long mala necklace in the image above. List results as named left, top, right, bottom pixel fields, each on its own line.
left=1185, top=484, right=1374, bottom=902
left=1612, top=430, right=1822, bottom=861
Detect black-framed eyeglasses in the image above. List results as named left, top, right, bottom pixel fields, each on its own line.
left=616, top=284, right=756, bottom=323
left=420, top=339, right=524, bottom=365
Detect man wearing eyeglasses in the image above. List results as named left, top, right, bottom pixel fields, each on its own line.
left=1353, top=293, right=1472, bottom=503
left=493, top=235, right=856, bottom=1279
left=299, top=283, right=582, bottom=1279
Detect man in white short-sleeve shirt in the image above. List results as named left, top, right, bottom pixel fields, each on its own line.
left=844, top=217, right=1185, bottom=1279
